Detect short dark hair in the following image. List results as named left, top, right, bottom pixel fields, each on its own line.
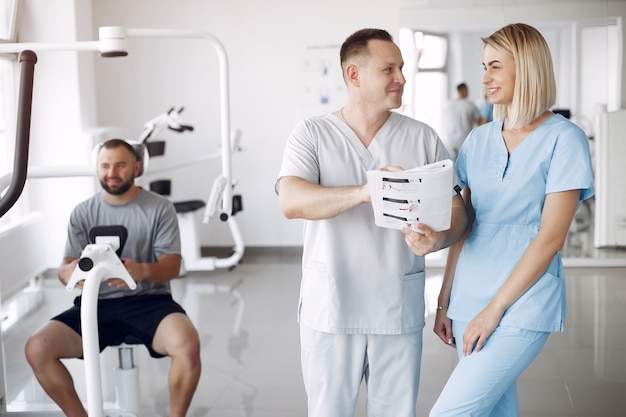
left=100, top=138, right=139, bottom=161
left=456, top=83, right=468, bottom=92
left=340, top=28, right=393, bottom=69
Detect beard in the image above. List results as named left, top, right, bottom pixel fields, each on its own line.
left=100, top=176, right=134, bottom=195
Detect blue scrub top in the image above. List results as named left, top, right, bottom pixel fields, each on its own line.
left=448, top=113, right=594, bottom=332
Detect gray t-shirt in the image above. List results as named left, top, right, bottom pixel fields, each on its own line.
left=64, top=188, right=181, bottom=299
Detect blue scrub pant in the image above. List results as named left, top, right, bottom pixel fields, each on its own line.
left=430, top=321, right=549, bottom=417
left=300, top=324, right=422, bottom=417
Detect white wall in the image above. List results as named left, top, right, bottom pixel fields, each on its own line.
left=11, top=0, right=626, bottom=266
left=0, top=212, right=45, bottom=297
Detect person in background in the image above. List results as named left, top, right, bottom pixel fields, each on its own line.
left=430, top=23, right=594, bottom=417
left=276, top=28, right=467, bottom=417
left=444, top=82, right=482, bottom=161
left=24, top=139, right=201, bottom=417
left=479, top=86, right=494, bottom=124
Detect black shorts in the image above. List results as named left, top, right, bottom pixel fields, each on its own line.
left=52, top=294, right=186, bottom=358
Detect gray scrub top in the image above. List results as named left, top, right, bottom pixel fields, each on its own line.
left=278, top=112, right=454, bottom=334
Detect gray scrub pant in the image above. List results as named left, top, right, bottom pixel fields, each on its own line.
left=300, top=324, right=422, bottom=417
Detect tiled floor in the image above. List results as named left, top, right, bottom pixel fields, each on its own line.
left=2, top=253, right=625, bottom=416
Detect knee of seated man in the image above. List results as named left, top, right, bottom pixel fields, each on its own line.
left=25, top=323, right=80, bottom=368
left=168, top=334, right=201, bottom=371
left=177, top=328, right=201, bottom=362
left=24, top=335, right=46, bottom=369
left=158, top=316, right=201, bottom=360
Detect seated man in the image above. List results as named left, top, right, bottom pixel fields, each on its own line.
left=24, top=138, right=201, bottom=417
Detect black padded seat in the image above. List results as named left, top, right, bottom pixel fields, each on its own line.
left=173, top=200, right=206, bottom=213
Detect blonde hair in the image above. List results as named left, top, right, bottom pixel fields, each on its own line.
left=482, top=23, right=556, bottom=129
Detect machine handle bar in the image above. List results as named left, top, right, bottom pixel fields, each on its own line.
left=0, top=50, right=37, bottom=218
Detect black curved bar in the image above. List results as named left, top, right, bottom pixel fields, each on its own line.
left=0, top=50, right=37, bottom=218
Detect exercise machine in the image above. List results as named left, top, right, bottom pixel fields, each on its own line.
left=136, top=106, right=245, bottom=274
left=0, top=26, right=246, bottom=416
left=135, top=106, right=246, bottom=341
left=66, top=226, right=139, bottom=417
left=0, top=27, right=246, bottom=275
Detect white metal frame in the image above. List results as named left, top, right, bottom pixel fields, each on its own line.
left=65, top=236, right=137, bottom=417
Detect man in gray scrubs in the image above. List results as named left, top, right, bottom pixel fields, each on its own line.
left=277, top=28, right=467, bottom=417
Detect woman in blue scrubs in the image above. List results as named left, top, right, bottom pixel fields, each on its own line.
left=430, top=23, right=594, bottom=417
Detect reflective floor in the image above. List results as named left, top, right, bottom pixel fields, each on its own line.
left=2, top=254, right=625, bottom=416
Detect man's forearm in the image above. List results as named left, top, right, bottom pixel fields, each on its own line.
left=131, top=254, right=181, bottom=283
left=278, top=176, right=369, bottom=220
left=57, top=258, right=78, bottom=286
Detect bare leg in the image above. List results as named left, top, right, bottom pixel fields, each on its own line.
left=152, top=312, right=201, bottom=417
left=24, top=320, right=87, bottom=417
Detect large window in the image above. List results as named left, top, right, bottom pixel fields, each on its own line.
left=399, top=28, right=448, bottom=138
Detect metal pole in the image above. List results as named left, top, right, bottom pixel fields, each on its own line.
left=0, top=50, right=37, bottom=218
